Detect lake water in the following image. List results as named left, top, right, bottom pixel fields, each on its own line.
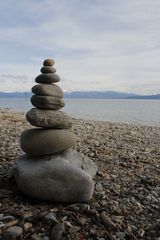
left=0, top=97, right=160, bottom=126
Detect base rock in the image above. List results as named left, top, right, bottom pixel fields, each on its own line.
left=14, top=149, right=97, bottom=202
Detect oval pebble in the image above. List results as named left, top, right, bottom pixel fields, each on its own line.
left=43, top=59, right=55, bottom=66
left=23, top=222, right=33, bottom=232
left=6, top=226, right=23, bottom=239
left=20, top=129, right=76, bottom=156
left=32, top=84, right=64, bottom=97
left=40, top=66, right=56, bottom=74
left=35, top=73, right=60, bottom=84
left=26, top=108, right=72, bottom=128
left=31, top=95, right=65, bottom=110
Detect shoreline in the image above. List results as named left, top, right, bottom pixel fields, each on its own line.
left=0, top=109, right=160, bottom=239
left=1, top=108, right=160, bottom=128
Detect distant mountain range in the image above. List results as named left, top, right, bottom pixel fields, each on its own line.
left=64, top=91, right=136, bottom=99
left=126, top=94, right=160, bottom=99
left=0, top=91, right=160, bottom=99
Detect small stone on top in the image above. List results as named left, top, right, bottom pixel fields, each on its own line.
left=43, top=58, right=55, bottom=66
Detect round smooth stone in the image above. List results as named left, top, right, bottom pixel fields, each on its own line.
left=35, top=73, right=60, bottom=84
left=40, top=66, right=56, bottom=74
left=26, top=108, right=73, bottom=128
left=31, top=95, right=65, bottom=110
left=20, top=129, right=76, bottom=156
left=32, top=84, right=64, bottom=97
left=14, top=149, right=97, bottom=202
left=6, top=226, right=23, bottom=239
left=43, top=59, right=55, bottom=66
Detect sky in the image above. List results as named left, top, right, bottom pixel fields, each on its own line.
left=0, top=0, right=160, bottom=94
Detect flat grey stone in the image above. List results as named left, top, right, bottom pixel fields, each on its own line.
left=14, top=149, right=97, bottom=202
left=41, top=66, right=56, bottom=74
left=26, top=108, right=73, bottom=128
left=35, top=73, right=60, bottom=84
left=21, top=129, right=76, bottom=156
left=31, top=95, right=65, bottom=110
left=32, top=84, right=64, bottom=97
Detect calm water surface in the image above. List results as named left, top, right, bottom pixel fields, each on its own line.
left=0, top=98, right=159, bottom=126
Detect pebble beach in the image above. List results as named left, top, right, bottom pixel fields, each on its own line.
left=0, top=109, right=160, bottom=240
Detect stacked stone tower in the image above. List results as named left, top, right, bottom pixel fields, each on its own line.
left=14, top=59, right=97, bottom=202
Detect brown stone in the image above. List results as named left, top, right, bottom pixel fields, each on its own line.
left=43, top=59, right=55, bottom=66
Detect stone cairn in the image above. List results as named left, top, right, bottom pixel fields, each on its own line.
left=14, top=59, right=97, bottom=202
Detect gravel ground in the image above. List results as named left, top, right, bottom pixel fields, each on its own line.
left=0, top=109, right=160, bottom=240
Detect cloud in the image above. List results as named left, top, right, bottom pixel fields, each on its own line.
left=0, top=74, right=30, bottom=92
left=1, top=74, right=28, bottom=80
left=0, top=0, right=160, bottom=94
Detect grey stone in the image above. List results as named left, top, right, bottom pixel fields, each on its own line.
left=116, top=232, right=126, bottom=239
left=35, top=73, right=60, bottom=84
left=26, top=108, right=72, bottom=129
left=20, top=129, right=76, bottom=156
left=68, top=226, right=81, bottom=233
left=42, top=237, right=50, bottom=240
left=1, top=234, right=11, bottom=240
left=6, top=226, right=23, bottom=239
left=40, top=66, right=56, bottom=74
left=0, top=215, right=15, bottom=221
left=32, top=84, right=64, bottom=97
left=31, top=95, right=65, bottom=110
left=50, top=223, right=65, bottom=240
left=14, top=149, right=97, bottom=202
left=30, top=233, right=41, bottom=240
left=42, top=237, right=49, bottom=240
left=45, top=213, right=58, bottom=223
left=65, top=148, right=97, bottom=178
left=43, top=59, right=55, bottom=66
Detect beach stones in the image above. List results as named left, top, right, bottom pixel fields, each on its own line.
left=14, top=58, right=97, bottom=203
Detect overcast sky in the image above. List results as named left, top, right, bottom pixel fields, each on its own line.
left=0, top=0, right=160, bottom=94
